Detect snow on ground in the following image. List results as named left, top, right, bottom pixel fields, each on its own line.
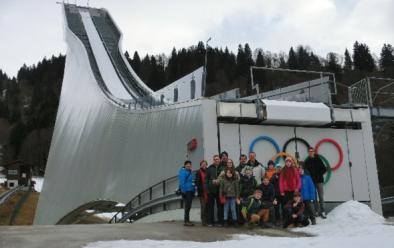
left=0, top=176, right=5, bottom=185
left=32, top=177, right=44, bottom=192
left=85, top=201, right=394, bottom=248
left=93, top=208, right=199, bottom=222
left=94, top=212, right=119, bottom=220
left=0, top=176, right=44, bottom=192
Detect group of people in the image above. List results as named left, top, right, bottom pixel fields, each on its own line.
left=178, top=147, right=327, bottom=228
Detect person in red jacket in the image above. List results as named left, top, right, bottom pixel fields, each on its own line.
left=195, top=160, right=209, bottom=226
left=279, top=157, right=301, bottom=206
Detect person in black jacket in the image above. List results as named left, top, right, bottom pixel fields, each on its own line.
left=239, top=168, right=257, bottom=199
left=219, top=151, right=229, bottom=168
left=235, top=154, right=248, bottom=175
left=195, top=160, right=209, bottom=226
left=206, top=154, right=225, bottom=226
left=304, top=147, right=327, bottom=218
left=257, top=177, right=277, bottom=224
left=270, top=169, right=282, bottom=225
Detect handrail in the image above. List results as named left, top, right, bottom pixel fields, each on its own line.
left=0, top=186, right=22, bottom=205
left=9, top=187, right=32, bottom=225
left=109, top=175, right=179, bottom=223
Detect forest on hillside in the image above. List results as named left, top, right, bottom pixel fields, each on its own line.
left=0, top=41, right=393, bottom=180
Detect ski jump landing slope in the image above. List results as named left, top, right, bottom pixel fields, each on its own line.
left=34, top=4, right=216, bottom=224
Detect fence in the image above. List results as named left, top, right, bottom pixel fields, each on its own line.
left=109, top=175, right=181, bottom=223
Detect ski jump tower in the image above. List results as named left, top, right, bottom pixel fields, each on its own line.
left=35, top=3, right=382, bottom=224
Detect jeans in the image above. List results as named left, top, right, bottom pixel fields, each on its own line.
left=207, top=193, right=223, bottom=224
left=314, top=183, right=325, bottom=214
left=303, top=200, right=316, bottom=221
left=199, top=197, right=208, bottom=225
left=182, top=191, right=194, bottom=222
left=223, top=197, right=237, bottom=221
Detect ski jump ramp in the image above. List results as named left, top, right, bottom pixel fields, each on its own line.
left=34, top=4, right=382, bottom=224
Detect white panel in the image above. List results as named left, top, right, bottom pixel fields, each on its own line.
left=352, top=108, right=370, bottom=122
left=262, top=100, right=331, bottom=125
left=217, top=102, right=241, bottom=117
left=333, top=108, right=352, bottom=122
left=202, top=100, right=219, bottom=163
left=219, top=123, right=241, bottom=163
left=240, top=103, right=257, bottom=118
left=296, top=127, right=353, bottom=201
left=238, top=125, right=355, bottom=201
left=347, top=129, right=370, bottom=201
left=361, top=108, right=382, bottom=214
left=155, top=67, right=204, bottom=103
left=239, top=125, right=294, bottom=167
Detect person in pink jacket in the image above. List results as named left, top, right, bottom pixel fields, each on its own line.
left=279, top=157, right=301, bottom=205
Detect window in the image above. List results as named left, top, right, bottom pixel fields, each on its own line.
left=190, top=79, right=196, bottom=99
left=8, top=169, right=18, bottom=175
left=174, top=88, right=178, bottom=102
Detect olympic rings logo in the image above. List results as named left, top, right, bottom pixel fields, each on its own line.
left=249, top=136, right=344, bottom=185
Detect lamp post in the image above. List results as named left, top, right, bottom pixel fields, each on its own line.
left=202, top=37, right=211, bottom=97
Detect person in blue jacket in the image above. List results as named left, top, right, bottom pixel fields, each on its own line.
left=300, top=167, right=316, bottom=225
left=178, top=160, right=195, bottom=226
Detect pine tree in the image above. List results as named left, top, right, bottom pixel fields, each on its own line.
left=131, top=51, right=141, bottom=75
left=166, top=48, right=179, bottom=82
left=296, top=46, right=310, bottom=69
left=344, top=49, right=352, bottom=71
left=379, top=44, right=394, bottom=72
left=326, top=52, right=342, bottom=80
left=310, top=52, right=322, bottom=70
left=288, top=47, right=297, bottom=69
left=353, top=41, right=375, bottom=72
left=139, top=55, right=152, bottom=84
left=255, top=50, right=265, bottom=67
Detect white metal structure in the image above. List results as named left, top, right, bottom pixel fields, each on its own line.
left=34, top=3, right=382, bottom=225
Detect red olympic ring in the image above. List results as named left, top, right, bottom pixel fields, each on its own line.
left=315, top=138, right=344, bottom=171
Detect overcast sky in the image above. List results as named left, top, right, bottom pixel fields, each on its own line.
left=0, top=0, right=393, bottom=78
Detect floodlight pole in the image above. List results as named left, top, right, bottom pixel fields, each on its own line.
left=202, top=37, right=211, bottom=97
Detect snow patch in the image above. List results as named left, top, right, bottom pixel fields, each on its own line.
left=94, top=212, right=119, bottom=220
left=32, top=177, right=44, bottom=192
left=84, top=201, right=394, bottom=248
left=295, top=201, right=387, bottom=237
left=328, top=200, right=384, bottom=225
left=0, top=176, right=44, bottom=192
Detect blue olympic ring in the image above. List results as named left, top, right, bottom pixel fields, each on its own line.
left=249, top=135, right=281, bottom=154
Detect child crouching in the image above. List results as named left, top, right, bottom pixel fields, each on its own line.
left=283, top=191, right=309, bottom=228
left=241, top=189, right=272, bottom=228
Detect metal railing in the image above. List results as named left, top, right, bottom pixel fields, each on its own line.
left=350, top=77, right=394, bottom=108
left=0, top=186, right=22, bottom=205
left=249, top=66, right=336, bottom=108
left=109, top=175, right=181, bottom=223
